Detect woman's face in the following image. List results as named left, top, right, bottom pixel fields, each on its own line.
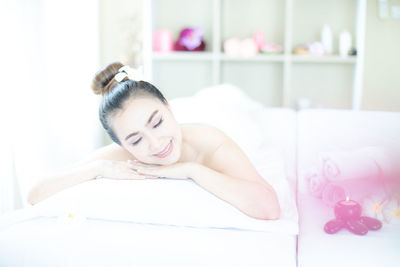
left=112, top=97, right=182, bottom=165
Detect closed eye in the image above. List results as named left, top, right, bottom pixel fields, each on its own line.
left=132, top=137, right=142, bottom=145
left=132, top=118, right=163, bottom=146
left=154, top=118, right=163, bottom=128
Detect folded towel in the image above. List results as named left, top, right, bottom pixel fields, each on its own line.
left=305, top=168, right=328, bottom=198
left=319, top=147, right=395, bottom=181
left=305, top=147, right=400, bottom=220
left=321, top=178, right=386, bottom=207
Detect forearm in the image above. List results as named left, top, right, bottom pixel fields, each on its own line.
left=27, top=161, right=101, bottom=205
left=188, top=163, right=280, bottom=220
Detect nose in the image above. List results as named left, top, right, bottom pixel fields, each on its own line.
left=147, top=133, right=162, bottom=153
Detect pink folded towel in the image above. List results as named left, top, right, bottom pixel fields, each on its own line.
left=305, top=168, right=328, bottom=198
left=306, top=147, right=400, bottom=207
left=321, top=178, right=386, bottom=207
left=319, top=147, right=395, bottom=181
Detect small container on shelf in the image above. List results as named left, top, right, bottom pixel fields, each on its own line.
left=153, top=30, right=174, bottom=52
left=339, top=30, right=352, bottom=58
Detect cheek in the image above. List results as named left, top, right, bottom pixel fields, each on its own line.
left=125, top=145, right=146, bottom=158
left=160, top=121, right=178, bottom=136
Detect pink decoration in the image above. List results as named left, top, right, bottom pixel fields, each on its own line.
left=321, top=183, right=346, bottom=207
left=253, top=31, right=265, bottom=52
left=240, top=38, right=258, bottom=57
left=306, top=147, right=399, bottom=207
left=305, top=169, right=327, bottom=198
left=320, top=150, right=383, bottom=181
left=318, top=178, right=384, bottom=207
left=223, top=38, right=258, bottom=57
left=261, top=43, right=283, bottom=54
left=223, top=38, right=241, bottom=56
left=153, top=30, right=174, bottom=52
left=307, top=42, right=325, bottom=56
left=334, top=197, right=362, bottom=220
left=174, top=27, right=206, bottom=51
left=324, top=197, right=382, bottom=235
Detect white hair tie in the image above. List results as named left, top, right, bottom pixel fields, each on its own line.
left=114, top=65, right=144, bottom=82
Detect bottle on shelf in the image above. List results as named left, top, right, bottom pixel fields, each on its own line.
left=339, top=30, right=352, bottom=57
left=321, top=24, right=333, bottom=55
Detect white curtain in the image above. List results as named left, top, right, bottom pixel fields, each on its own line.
left=0, top=0, right=103, bottom=214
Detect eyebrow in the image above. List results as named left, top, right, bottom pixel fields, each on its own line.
left=124, top=110, right=159, bottom=141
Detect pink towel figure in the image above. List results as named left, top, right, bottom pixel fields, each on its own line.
left=321, top=183, right=347, bottom=207
left=319, top=147, right=394, bottom=181
left=321, top=178, right=387, bottom=207
left=305, top=147, right=400, bottom=209
left=305, top=168, right=328, bottom=198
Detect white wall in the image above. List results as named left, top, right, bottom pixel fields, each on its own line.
left=362, top=0, right=400, bottom=111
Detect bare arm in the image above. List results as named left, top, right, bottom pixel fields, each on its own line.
left=190, top=163, right=280, bottom=220
left=27, top=143, right=144, bottom=205
left=27, top=161, right=101, bottom=205
left=196, top=128, right=280, bottom=220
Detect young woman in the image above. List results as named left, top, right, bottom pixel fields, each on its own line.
left=27, top=62, right=280, bottom=220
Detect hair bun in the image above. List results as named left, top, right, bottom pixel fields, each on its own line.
left=91, top=62, right=124, bottom=95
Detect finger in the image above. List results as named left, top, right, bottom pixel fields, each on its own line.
left=130, top=169, right=146, bottom=179
left=137, top=168, right=156, bottom=176
left=136, top=168, right=161, bottom=178
left=131, top=169, right=159, bottom=179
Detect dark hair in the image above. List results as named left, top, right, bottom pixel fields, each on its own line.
left=91, top=62, right=168, bottom=145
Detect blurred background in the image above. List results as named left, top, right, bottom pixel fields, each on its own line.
left=0, top=0, right=399, bottom=214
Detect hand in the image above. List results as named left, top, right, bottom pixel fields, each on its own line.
left=97, top=159, right=158, bottom=180
left=128, top=160, right=196, bottom=180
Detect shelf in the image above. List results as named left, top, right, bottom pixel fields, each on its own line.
left=152, top=52, right=214, bottom=61
left=291, top=54, right=357, bottom=64
left=153, top=52, right=285, bottom=62
left=219, top=54, right=284, bottom=62
left=152, top=52, right=356, bottom=64
left=144, top=0, right=367, bottom=109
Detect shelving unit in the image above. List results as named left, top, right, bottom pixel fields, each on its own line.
left=143, top=0, right=366, bottom=110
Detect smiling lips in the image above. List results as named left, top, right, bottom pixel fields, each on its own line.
left=154, top=140, right=173, bottom=158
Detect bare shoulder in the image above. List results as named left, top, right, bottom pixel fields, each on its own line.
left=181, top=124, right=228, bottom=161
left=181, top=124, right=226, bottom=145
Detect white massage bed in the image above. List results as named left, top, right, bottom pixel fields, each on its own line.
left=1, top=217, right=296, bottom=267
left=0, top=85, right=299, bottom=267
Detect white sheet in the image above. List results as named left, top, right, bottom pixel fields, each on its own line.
left=0, top=217, right=297, bottom=267
left=0, top=177, right=298, bottom=235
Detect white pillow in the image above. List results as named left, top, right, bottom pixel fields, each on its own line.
left=12, top=149, right=298, bottom=235
left=29, top=181, right=297, bottom=234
